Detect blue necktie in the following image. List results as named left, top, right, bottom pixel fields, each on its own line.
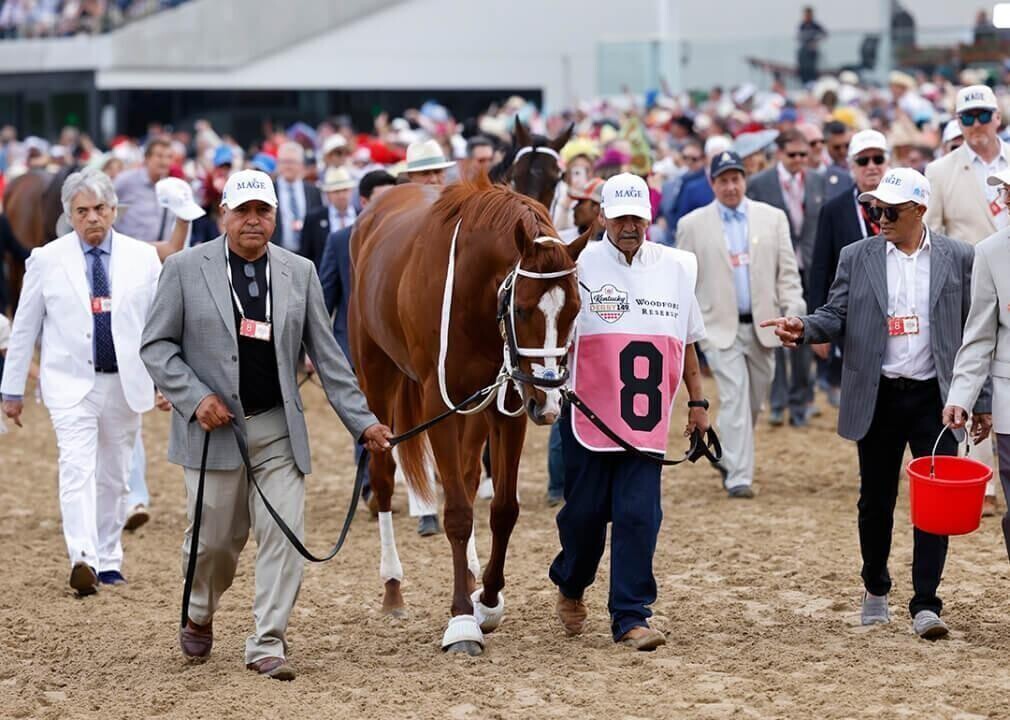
left=721, top=208, right=746, bottom=224
left=89, top=248, right=117, bottom=371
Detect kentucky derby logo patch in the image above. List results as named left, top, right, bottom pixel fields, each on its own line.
left=589, top=284, right=630, bottom=323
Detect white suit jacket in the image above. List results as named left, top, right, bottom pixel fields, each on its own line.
left=0, top=231, right=161, bottom=413
left=924, top=142, right=1010, bottom=245
left=676, top=200, right=806, bottom=350
left=948, top=227, right=1010, bottom=433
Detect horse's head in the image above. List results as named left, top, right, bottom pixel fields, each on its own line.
left=501, top=221, right=591, bottom=426
left=508, top=119, right=572, bottom=210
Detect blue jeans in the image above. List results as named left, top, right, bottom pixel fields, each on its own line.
left=547, top=421, right=565, bottom=496
left=126, top=427, right=148, bottom=508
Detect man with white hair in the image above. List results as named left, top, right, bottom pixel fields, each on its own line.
left=925, top=85, right=1008, bottom=516
left=1, top=167, right=162, bottom=595
left=271, top=141, right=322, bottom=254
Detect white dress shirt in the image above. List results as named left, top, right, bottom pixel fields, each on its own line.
left=882, top=227, right=935, bottom=380
left=328, top=205, right=356, bottom=231
left=967, top=139, right=1010, bottom=231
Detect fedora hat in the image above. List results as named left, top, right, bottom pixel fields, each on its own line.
left=319, top=166, right=356, bottom=192
left=405, top=139, right=455, bottom=172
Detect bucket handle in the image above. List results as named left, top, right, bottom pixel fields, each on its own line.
left=930, top=425, right=969, bottom=477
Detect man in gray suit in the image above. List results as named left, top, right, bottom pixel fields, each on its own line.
left=747, top=129, right=826, bottom=426
left=763, top=168, right=991, bottom=640
left=140, top=170, right=393, bottom=680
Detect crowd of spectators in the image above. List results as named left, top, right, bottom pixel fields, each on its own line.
left=0, top=0, right=188, bottom=38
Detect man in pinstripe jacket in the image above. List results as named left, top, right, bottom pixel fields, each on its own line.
left=763, top=168, right=992, bottom=640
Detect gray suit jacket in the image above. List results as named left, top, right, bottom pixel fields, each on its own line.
left=140, top=236, right=377, bottom=472
left=801, top=230, right=991, bottom=441
left=747, top=165, right=825, bottom=276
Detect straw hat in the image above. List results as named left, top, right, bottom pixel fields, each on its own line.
left=319, top=166, right=356, bottom=192
left=404, top=139, right=455, bottom=172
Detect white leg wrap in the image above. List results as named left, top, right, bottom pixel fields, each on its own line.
left=441, top=614, right=484, bottom=650
left=378, top=511, right=403, bottom=583
left=477, top=474, right=494, bottom=500
left=471, top=588, right=505, bottom=633
left=466, top=524, right=481, bottom=579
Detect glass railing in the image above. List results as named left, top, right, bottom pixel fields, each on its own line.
left=0, top=0, right=191, bottom=40
left=598, top=25, right=985, bottom=95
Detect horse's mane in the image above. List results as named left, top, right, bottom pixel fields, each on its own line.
left=432, top=175, right=571, bottom=273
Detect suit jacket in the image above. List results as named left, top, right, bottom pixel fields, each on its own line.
left=823, top=165, right=854, bottom=201
left=801, top=231, right=990, bottom=441
left=269, top=179, right=323, bottom=250
left=299, top=205, right=332, bottom=268
left=924, top=142, right=1010, bottom=245
left=808, top=187, right=864, bottom=310
left=747, top=165, right=826, bottom=276
left=948, top=227, right=1010, bottom=432
left=676, top=200, right=806, bottom=350
left=0, top=231, right=160, bottom=413
left=139, top=236, right=377, bottom=473
left=319, top=225, right=353, bottom=361
left=670, top=170, right=714, bottom=235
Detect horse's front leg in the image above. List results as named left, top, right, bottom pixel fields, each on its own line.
left=474, top=413, right=526, bottom=634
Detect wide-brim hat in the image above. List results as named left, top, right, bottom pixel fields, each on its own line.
left=319, top=166, right=356, bottom=192
left=405, top=139, right=455, bottom=172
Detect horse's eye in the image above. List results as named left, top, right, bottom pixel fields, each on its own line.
left=515, top=307, right=530, bottom=321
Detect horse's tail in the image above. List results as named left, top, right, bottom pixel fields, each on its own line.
left=393, top=378, right=437, bottom=504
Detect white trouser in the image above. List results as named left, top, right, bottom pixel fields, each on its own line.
left=48, top=373, right=140, bottom=573
left=702, top=323, right=775, bottom=489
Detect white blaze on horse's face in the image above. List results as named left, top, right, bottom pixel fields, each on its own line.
left=533, top=286, right=566, bottom=422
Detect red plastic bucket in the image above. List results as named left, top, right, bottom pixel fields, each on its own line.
left=907, top=429, right=993, bottom=536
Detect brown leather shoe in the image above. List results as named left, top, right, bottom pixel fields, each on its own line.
left=982, top=495, right=998, bottom=518
left=618, top=625, right=666, bottom=651
left=556, top=591, right=588, bottom=636
left=69, top=562, right=98, bottom=597
left=179, top=619, right=213, bottom=661
left=246, top=656, right=295, bottom=681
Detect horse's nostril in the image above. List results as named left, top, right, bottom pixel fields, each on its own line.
left=527, top=398, right=538, bottom=416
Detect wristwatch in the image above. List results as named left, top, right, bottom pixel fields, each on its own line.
left=687, top=399, right=710, bottom=410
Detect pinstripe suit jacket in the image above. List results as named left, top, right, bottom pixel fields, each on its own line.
left=800, top=230, right=991, bottom=441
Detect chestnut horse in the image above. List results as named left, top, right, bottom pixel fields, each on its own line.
left=350, top=177, right=590, bottom=654
left=2, top=168, right=65, bottom=310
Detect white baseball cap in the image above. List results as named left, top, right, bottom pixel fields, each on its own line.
left=601, top=173, right=651, bottom=221
left=942, top=119, right=963, bottom=144
left=848, top=129, right=888, bottom=158
left=956, top=85, right=998, bottom=114
left=221, top=169, right=278, bottom=209
left=858, top=168, right=930, bottom=207
left=156, top=177, right=205, bottom=221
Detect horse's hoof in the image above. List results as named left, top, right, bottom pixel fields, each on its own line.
left=383, top=606, right=408, bottom=619
left=444, top=640, right=483, bottom=656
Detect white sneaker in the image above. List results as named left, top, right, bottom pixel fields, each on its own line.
left=861, top=592, right=890, bottom=625
left=912, top=610, right=949, bottom=640
left=477, top=475, right=494, bottom=500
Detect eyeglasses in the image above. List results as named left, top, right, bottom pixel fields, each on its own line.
left=868, top=203, right=916, bottom=222
left=786, top=151, right=809, bottom=158
left=682, top=154, right=703, bottom=163
left=829, top=142, right=850, bottom=153
left=959, top=109, right=994, bottom=127
left=854, top=154, right=887, bottom=167
left=244, top=263, right=260, bottom=298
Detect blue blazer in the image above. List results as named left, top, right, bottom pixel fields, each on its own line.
left=318, top=225, right=353, bottom=362
left=670, top=170, right=714, bottom=234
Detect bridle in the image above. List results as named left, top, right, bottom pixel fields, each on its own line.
left=438, top=219, right=576, bottom=417
left=511, top=144, right=562, bottom=217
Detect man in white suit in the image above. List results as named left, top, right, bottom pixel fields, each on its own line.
left=945, top=167, right=1010, bottom=564
left=1, top=168, right=161, bottom=596
left=925, top=84, right=1009, bottom=516
left=677, top=151, right=805, bottom=497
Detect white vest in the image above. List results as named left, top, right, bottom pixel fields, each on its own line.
left=570, top=239, right=706, bottom=453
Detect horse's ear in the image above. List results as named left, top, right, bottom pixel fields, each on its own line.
left=566, top=215, right=601, bottom=261
left=513, top=116, right=531, bottom=149
left=550, top=123, right=574, bottom=152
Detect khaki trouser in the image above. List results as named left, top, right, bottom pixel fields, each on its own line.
left=702, top=322, right=776, bottom=489
left=182, top=407, right=304, bottom=664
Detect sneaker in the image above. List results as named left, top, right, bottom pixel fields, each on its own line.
left=827, top=387, right=841, bottom=408
left=417, top=514, right=441, bottom=536
left=124, top=504, right=150, bottom=532
left=727, top=485, right=755, bottom=499
left=477, top=475, right=494, bottom=500
left=912, top=610, right=949, bottom=640
left=769, top=409, right=785, bottom=427
left=98, top=570, right=127, bottom=586
left=789, top=412, right=809, bottom=428
left=861, top=592, right=890, bottom=625
left=982, top=495, right=998, bottom=518
left=546, top=488, right=564, bottom=507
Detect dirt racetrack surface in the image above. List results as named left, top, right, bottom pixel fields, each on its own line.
left=2, top=379, right=1009, bottom=720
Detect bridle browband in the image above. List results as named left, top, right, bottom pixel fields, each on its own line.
left=511, top=144, right=562, bottom=218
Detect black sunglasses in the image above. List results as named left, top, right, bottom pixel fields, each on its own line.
left=243, top=263, right=260, bottom=298
left=868, top=203, right=916, bottom=222
left=959, top=109, right=994, bottom=127
left=786, top=151, right=809, bottom=158
left=855, top=154, right=887, bottom=167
